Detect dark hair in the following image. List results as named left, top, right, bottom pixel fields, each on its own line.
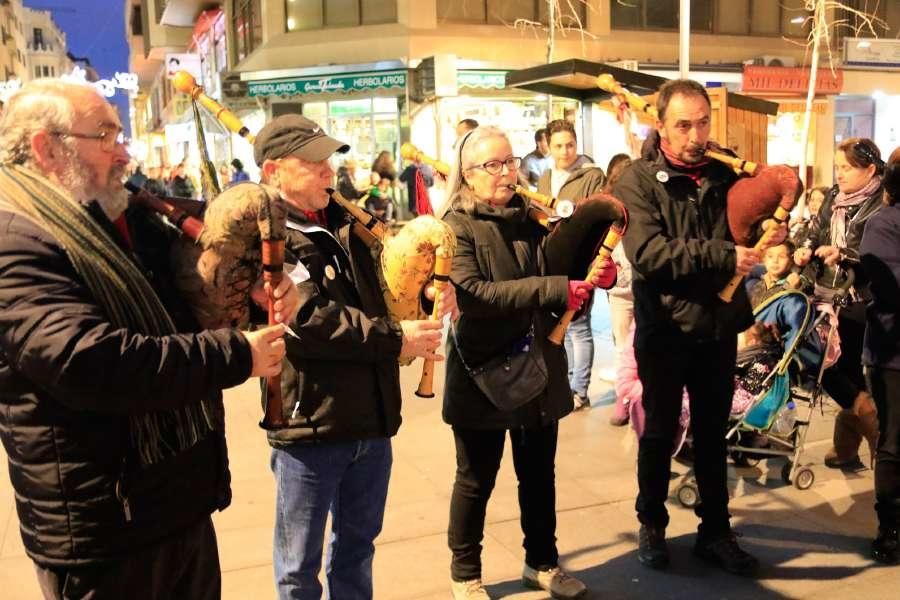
left=837, top=137, right=884, bottom=174
left=231, top=158, right=244, bottom=170
left=546, top=119, right=576, bottom=140
left=768, top=239, right=796, bottom=256
left=604, top=153, right=632, bottom=192
left=656, top=79, right=711, bottom=121
left=458, top=118, right=479, bottom=130
left=884, top=146, right=900, bottom=206
left=534, top=128, right=548, bottom=143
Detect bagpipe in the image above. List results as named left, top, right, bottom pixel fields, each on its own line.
left=132, top=72, right=456, bottom=425
left=400, top=142, right=629, bottom=345
left=596, top=72, right=802, bottom=302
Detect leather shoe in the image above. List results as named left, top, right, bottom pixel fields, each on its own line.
left=694, top=531, right=759, bottom=576
left=872, top=528, right=899, bottom=565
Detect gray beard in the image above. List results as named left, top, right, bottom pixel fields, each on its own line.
left=60, top=155, right=128, bottom=221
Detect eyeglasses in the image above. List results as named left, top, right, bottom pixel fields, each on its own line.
left=52, top=127, right=125, bottom=152
left=851, top=142, right=884, bottom=168
left=465, top=156, right=522, bottom=176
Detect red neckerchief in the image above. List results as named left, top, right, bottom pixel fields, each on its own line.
left=303, top=209, right=325, bottom=226
left=660, top=139, right=711, bottom=186
left=112, top=214, right=133, bottom=250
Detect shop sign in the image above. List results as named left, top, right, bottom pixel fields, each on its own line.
left=248, top=71, right=406, bottom=97
left=777, top=101, right=828, bottom=115
left=457, top=70, right=507, bottom=90
left=742, top=66, right=843, bottom=95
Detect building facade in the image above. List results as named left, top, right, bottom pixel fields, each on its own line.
left=0, top=0, right=27, bottom=83
left=23, top=7, right=72, bottom=82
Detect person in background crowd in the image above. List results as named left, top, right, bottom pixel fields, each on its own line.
left=615, top=78, right=786, bottom=577
left=795, top=137, right=884, bottom=471
left=860, top=146, right=900, bottom=565
left=399, top=156, right=435, bottom=216
left=0, top=78, right=292, bottom=600
left=371, top=150, right=398, bottom=182
left=127, top=161, right=148, bottom=189
left=336, top=159, right=365, bottom=202
left=168, top=161, right=195, bottom=199
left=603, top=153, right=636, bottom=426
left=791, top=185, right=829, bottom=243
left=441, top=125, right=615, bottom=600
left=217, top=162, right=232, bottom=188
left=252, top=114, right=457, bottom=600
left=456, top=118, right=479, bottom=140
left=519, top=128, right=551, bottom=189
left=230, top=158, right=250, bottom=184
left=367, top=173, right=395, bottom=222
left=538, top=119, right=606, bottom=411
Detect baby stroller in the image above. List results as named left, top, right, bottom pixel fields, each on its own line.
left=674, top=278, right=851, bottom=508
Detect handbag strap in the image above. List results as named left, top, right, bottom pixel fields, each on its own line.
left=451, top=318, right=536, bottom=377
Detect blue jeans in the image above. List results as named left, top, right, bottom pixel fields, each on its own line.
left=564, top=304, right=595, bottom=399
left=271, top=438, right=392, bottom=600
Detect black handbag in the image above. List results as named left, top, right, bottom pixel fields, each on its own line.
left=451, top=322, right=549, bottom=412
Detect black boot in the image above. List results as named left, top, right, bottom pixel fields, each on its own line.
left=694, top=531, right=759, bottom=576
left=872, top=528, right=899, bottom=565
left=637, top=525, right=669, bottom=570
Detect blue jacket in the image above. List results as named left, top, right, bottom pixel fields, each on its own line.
left=860, top=203, right=900, bottom=370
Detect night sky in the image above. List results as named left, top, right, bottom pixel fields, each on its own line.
left=24, top=0, right=130, bottom=133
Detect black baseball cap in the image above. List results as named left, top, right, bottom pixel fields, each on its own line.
left=253, top=114, right=349, bottom=166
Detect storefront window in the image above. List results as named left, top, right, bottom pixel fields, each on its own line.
left=234, top=0, right=262, bottom=62
left=299, top=97, right=401, bottom=170
left=286, top=0, right=397, bottom=31
left=437, top=0, right=585, bottom=26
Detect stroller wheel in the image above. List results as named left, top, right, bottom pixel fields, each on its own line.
left=676, top=483, right=699, bottom=508
left=793, top=467, right=815, bottom=490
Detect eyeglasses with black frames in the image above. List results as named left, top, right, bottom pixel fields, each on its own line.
left=465, top=157, right=522, bottom=176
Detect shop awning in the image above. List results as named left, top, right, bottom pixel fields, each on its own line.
left=248, top=70, right=407, bottom=98
left=457, top=70, right=507, bottom=90
left=506, top=59, right=777, bottom=115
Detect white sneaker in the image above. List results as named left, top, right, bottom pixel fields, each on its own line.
left=522, top=565, right=587, bottom=599
left=450, top=578, right=491, bottom=599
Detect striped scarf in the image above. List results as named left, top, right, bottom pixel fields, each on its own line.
left=0, top=164, right=214, bottom=466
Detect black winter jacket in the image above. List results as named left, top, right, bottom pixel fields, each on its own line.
left=267, top=210, right=404, bottom=446
left=0, top=202, right=252, bottom=567
left=443, top=195, right=572, bottom=430
left=804, top=183, right=883, bottom=296
left=613, top=144, right=753, bottom=348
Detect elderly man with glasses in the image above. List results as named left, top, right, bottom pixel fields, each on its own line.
left=0, top=79, right=294, bottom=599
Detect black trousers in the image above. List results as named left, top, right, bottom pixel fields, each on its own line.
left=448, top=423, right=559, bottom=581
left=34, top=517, right=220, bottom=600
left=635, top=338, right=736, bottom=537
left=870, top=367, right=900, bottom=530
left=823, top=301, right=868, bottom=409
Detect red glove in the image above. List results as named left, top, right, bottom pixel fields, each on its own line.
left=567, top=280, right=592, bottom=311
left=590, top=256, right=617, bottom=289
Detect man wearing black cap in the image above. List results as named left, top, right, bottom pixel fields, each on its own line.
left=253, top=114, right=458, bottom=600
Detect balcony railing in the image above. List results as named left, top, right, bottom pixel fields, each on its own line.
left=27, top=41, right=55, bottom=52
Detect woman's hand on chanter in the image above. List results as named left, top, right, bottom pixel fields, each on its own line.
left=814, top=245, right=841, bottom=267
left=567, top=281, right=592, bottom=311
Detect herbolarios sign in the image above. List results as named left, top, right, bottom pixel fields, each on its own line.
left=248, top=71, right=406, bottom=97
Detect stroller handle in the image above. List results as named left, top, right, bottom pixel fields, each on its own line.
left=831, top=267, right=855, bottom=307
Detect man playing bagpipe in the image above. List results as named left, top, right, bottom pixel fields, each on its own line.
left=253, top=114, right=458, bottom=600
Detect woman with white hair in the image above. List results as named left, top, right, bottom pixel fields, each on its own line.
left=441, top=126, right=615, bottom=600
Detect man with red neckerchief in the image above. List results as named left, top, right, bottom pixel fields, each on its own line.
left=613, top=79, right=785, bottom=578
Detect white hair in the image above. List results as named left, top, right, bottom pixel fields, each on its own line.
left=441, top=125, right=511, bottom=217
left=0, top=79, right=95, bottom=167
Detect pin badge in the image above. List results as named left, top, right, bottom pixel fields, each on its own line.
left=656, top=171, right=669, bottom=183
left=324, top=265, right=336, bottom=280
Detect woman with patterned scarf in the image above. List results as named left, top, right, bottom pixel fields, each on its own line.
left=794, top=137, right=885, bottom=471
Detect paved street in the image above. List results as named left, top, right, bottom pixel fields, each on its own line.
left=0, top=324, right=895, bottom=599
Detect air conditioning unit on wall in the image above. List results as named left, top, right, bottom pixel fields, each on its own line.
left=747, top=55, right=797, bottom=68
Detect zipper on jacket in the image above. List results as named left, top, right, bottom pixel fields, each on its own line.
left=115, top=479, right=132, bottom=522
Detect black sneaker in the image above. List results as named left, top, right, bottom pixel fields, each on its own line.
left=637, top=525, right=669, bottom=570
left=872, top=528, right=899, bottom=565
left=694, top=531, right=759, bottom=576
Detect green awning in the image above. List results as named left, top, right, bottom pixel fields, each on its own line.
left=248, top=70, right=407, bottom=98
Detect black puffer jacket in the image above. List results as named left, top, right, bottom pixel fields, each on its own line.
left=613, top=142, right=753, bottom=348
left=804, top=182, right=883, bottom=296
left=267, top=210, right=404, bottom=446
left=0, top=203, right=252, bottom=567
left=443, top=195, right=571, bottom=430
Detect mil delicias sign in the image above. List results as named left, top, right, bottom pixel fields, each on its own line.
left=742, top=66, right=843, bottom=95
left=249, top=70, right=407, bottom=97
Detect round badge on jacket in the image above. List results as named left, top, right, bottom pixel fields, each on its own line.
left=656, top=170, right=669, bottom=183
left=324, top=265, right=336, bottom=280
